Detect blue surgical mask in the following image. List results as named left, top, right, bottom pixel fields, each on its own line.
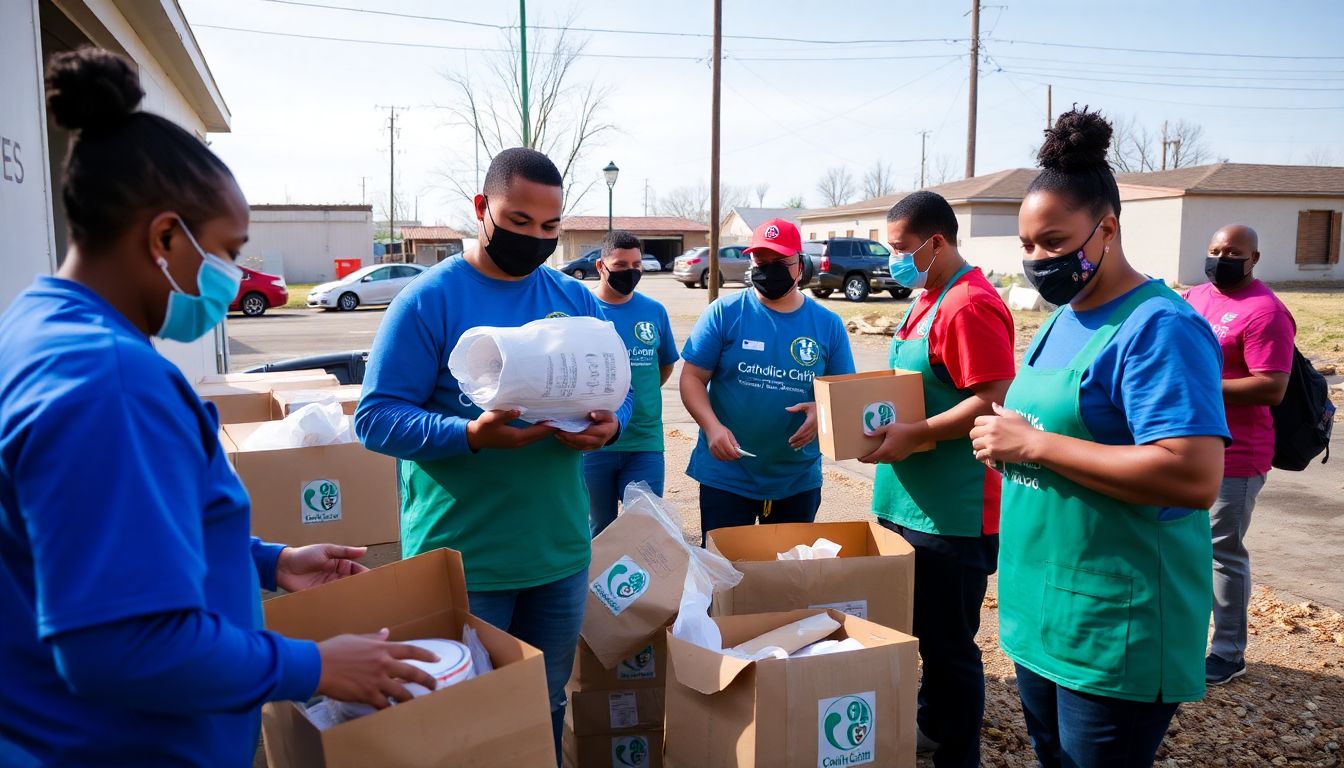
left=155, top=218, right=243, bottom=342
left=888, top=238, right=936, bottom=289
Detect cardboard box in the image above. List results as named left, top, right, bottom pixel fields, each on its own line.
left=198, top=374, right=340, bottom=424
left=582, top=506, right=693, bottom=669
left=812, top=369, right=930, bottom=461
left=222, top=422, right=398, bottom=548
left=665, top=609, right=917, bottom=768
left=570, top=688, right=666, bottom=736
left=272, top=385, right=364, bottom=419
left=261, top=549, right=555, bottom=768
left=707, top=522, right=915, bottom=635
left=571, top=633, right=668, bottom=692
left=197, top=369, right=331, bottom=386
left=564, top=726, right=664, bottom=768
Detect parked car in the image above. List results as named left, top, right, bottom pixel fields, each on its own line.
left=805, top=237, right=909, bottom=302
left=671, top=246, right=750, bottom=289
left=307, top=263, right=427, bottom=311
left=640, top=254, right=663, bottom=272
left=230, top=266, right=288, bottom=317
left=560, top=249, right=600, bottom=280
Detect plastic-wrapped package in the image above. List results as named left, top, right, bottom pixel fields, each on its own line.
left=241, top=402, right=355, bottom=450
left=776, top=537, right=843, bottom=561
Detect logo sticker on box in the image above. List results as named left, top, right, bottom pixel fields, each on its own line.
left=590, top=555, right=649, bottom=616
left=617, top=644, right=656, bottom=680
left=818, top=691, right=876, bottom=767
left=612, top=734, right=651, bottom=767
left=809, top=600, right=869, bottom=620
left=862, top=401, right=896, bottom=433
left=301, top=479, right=342, bottom=524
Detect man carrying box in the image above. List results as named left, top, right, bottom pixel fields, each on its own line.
left=356, top=147, right=634, bottom=759
left=680, top=218, right=855, bottom=542
left=584, top=229, right=679, bottom=537
left=859, top=191, right=1015, bottom=768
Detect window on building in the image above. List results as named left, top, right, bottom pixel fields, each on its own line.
left=1296, top=210, right=1342, bottom=266
left=868, top=228, right=879, bottom=240
left=809, top=232, right=816, bottom=240
left=827, top=230, right=836, bottom=239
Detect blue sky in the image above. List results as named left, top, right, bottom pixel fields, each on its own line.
left=179, top=0, right=1344, bottom=228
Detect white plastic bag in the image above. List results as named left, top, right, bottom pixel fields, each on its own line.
left=791, top=637, right=865, bottom=658
left=448, top=316, right=631, bottom=432
left=242, top=402, right=355, bottom=450
left=776, top=537, right=843, bottom=561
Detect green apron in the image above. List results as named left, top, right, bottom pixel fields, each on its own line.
left=872, top=264, right=988, bottom=537
left=998, top=281, right=1212, bottom=703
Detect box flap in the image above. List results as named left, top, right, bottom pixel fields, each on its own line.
left=708, top=522, right=882, bottom=561
left=666, top=609, right=833, bottom=695
left=199, top=369, right=328, bottom=386
left=265, top=549, right=469, bottom=640
left=867, top=521, right=916, bottom=558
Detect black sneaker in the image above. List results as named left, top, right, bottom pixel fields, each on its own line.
left=1206, top=654, right=1246, bottom=685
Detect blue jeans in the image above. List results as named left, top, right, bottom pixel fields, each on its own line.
left=582, top=450, right=666, bottom=537
left=698, top=484, right=821, bottom=546
left=880, top=521, right=997, bottom=768
left=1015, top=664, right=1179, bottom=768
left=468, top=567, right=588, bottom=765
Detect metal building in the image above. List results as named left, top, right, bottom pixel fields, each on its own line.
left=241, top=204, right=375, bottom=284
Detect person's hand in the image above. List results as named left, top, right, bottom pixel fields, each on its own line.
left=785, top=402, right=818, bottom=450
left=466, top=409, right=557, bottom=451
left=858, top=421, right=929, bottom=464
left=970, top=403, right=1042, bottom=466
left=276, top=544, right=368, bottom=592
left=553, top=410, right=619, bottom=451
left=315, top=629, right=440, bottom=710
left=706, top=424, right=742, bottom=462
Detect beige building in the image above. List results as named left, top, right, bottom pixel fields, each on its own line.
left=2, top=0, right=232, bottom=381
left=399, top=226, right=467, bottom=267
left=242, top=204, right=374, bottom=283
left=719, top=207, right=807, bottom=246
left=555, top=216, right=709, bottom=269
left=1117, top=163, right=1344, bottom=284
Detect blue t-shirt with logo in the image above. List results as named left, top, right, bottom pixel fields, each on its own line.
left=682, top=290, right=855, bottom=499
left=1027, top=279, right=1230, bottom=519
left=597, top=293, right=678, bottom=453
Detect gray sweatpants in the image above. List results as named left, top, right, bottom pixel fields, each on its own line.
left=1209, top=473, right=1267, bottom=664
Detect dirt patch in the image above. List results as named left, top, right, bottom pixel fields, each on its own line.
left=663, top=429, right=1344, bottom=767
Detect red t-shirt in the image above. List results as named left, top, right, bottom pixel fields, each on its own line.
left=1184, top=280, right=1296, bottom=477
left=895, top=267, right=1016, bottom=534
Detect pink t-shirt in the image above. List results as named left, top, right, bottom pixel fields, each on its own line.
left=1184, top=280, right=1296, bottom=477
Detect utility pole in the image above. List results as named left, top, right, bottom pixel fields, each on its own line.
left=918, top=130, right=931, bottom=189
left=643, top=179, right=650, bottom=216
left=376, top=105, right=406, bottom=247
left=360, top=176, right=367, bottom=204
left=519, top=0, right=531, bottom=146
left=965, top=0, right=980, bottom=179
left=707, top=0, right=722, bottom=302
left=1160, top=120, right=1183, bottom=170
left=1046, top=84, right=1053, bottom=129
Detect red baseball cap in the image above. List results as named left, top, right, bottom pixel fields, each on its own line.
left=744, top=218, right=803, bottom=259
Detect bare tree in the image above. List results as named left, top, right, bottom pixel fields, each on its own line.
left=655, top=183, right=750, bottom=225
left=930, top=155, right=956, bottom=185
left=815, top=166, right=856, bottom=207
left=862, top=161, right=897, bottom=199
left=1107, top=113, right=1158, bottom=173
left=754, top=182, right=770, bottom=206
left=1303, top=147, right=1339, bottom=166
left=782, top=194, right=805, bottom=209
left=438, top=18, right=613, bottom=214
left=1162, top=120, right=1210, bottom=169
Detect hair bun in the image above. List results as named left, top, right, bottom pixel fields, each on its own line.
left=45, top=47, right=144, bottom=133
left=1037, top=106, right=1112, bottom=174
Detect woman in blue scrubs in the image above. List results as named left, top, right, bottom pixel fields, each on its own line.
left=0, top=49, right=435, bottom=766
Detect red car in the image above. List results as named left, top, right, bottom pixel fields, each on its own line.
left=230, top=266, right=288, bottom=317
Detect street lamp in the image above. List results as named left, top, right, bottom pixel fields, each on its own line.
left=603, top=161, right=620, bottom=232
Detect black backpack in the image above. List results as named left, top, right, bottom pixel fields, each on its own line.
left=1270, top=346, right=1336, bottom=471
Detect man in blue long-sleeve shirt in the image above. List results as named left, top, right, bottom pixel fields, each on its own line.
left=356, top=147, right=633, bottom=758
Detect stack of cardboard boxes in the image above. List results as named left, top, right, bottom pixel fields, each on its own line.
left=564, top=633, right=669, bottom=768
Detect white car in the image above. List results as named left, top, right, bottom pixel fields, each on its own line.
left=307, top=263, right=428, bottom=311
left=641, top=255, right=662, bottom=272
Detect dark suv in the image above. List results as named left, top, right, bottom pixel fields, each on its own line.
left=804, top=238, right=910, bottom=302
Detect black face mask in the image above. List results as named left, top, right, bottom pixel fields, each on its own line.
left=604, top=266, right=642, bottom=296
left=482, top=202, right=559, bottom=277
left=751, top=259, right=798, bottom=301
left=1205, top=256, right=1249, bottom=288
left=1023, top=220, right=1105, bottom=306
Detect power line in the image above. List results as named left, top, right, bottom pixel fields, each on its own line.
left=988, top=53, right=1344, bottom=76
left=1001, top=68, right=1344, bottom=92
left=1012, top=74, right=1344, bottom=111
left=1001, top=64, right=1344, bottom=83
left=258, top=0, right=969, bottom=46
left=986, top=37, right=1344, bottom=61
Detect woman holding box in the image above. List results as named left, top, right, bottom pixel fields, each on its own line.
left=970, top=108, right=1228, bottom=768
left=0, top=48, right=434, bottom=766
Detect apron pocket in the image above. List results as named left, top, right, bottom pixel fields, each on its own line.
left=1040, top=563, right=1132, bottom=678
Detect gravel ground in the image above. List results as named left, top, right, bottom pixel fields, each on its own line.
left=660, top=429, right=1344, bottom=768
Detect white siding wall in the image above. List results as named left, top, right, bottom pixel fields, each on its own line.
left=799, top=213, right=887, bottom=241
left=1180, top=196, right=1344, bottom=284
left=1118, top=197, right=1187, bottom=284
left=242, top=210, right=374, bottom=284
